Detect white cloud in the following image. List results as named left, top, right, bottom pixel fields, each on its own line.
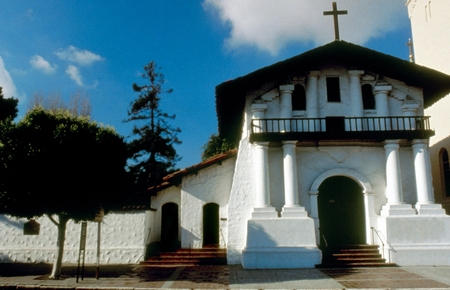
left=55, top=46, right=104, bottom=66
left=30, top=55, right=57, bottom=74
left=66, top=65, right=83, bottom=86
left=203, top=0, right=407, bottom=55
left=0, top=56, right=25, bottom=102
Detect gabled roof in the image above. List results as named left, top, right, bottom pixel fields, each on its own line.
left=147, top=149, right=238, bottom=195
left=215, top=40, right=450, bottom=144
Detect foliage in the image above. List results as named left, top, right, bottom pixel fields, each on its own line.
left=0, top=87, right=19, bottom=121
left=28, top=90, right=92, bottom=117
left=126, top=61, right=181, bottom=191
left=0, top=107, right=128, bottom=278
left=202, top=134, right=235, bottom=160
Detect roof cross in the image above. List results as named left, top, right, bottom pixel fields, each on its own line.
left=323, top=2, right=348, bottom=41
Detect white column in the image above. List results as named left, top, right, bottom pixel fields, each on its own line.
left=374, top=84, right=392, bottom=117
left=348, top=70, right=364, bottom=117
left=252, top=142, right=277, bottom=218
left=384, top=140, right=403, bottom=204
left=306, top=71, right=320, bottom=118
left=412, top=140, right=433, bottom=204
left=281, top=141, right=307, bottom=217
left=381, top=140, right=415, bottom=216
left=251, top=102, right=268, bottom=133
left=412, top=139, right=446, bottom=215
left=280, top=85, right=294, bottom=118
left=280, top=85, right=294, bottom=132
left=402, top=98, right=419, bottom=130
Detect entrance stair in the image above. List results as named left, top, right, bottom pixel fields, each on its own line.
left=317, top=244, right=396, bottom=268
left=140, top=246, right=227, bottom=267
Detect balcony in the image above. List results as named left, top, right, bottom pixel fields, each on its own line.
left=250, top=116, right=434, bottom=143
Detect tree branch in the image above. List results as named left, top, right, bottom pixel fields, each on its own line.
left=47, top=214, right=59, bottom=226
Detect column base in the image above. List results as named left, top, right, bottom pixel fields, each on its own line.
left=378, top=215, right=450, bottom=265
left=415, top=203, right=446, bottom=215
left=380, top=204, right=416, bottom=216
left=242, top=217, right=321, bottom=268
left=281, top=206, right=308, bottom=218
left=252, top=207, right=278, bottom=219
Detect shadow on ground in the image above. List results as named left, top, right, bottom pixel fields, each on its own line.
left=0, top=263, right=136, bottom=278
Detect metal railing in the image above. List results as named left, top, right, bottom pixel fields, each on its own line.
left=371, top=226, right=396, bottom=263
left=220, top=227, right=226, bottom=248
left=251, top=116, right=431, bottom=134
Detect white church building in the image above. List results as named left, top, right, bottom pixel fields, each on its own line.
left=146, top=40, right=450, bottom=268
left=3, top=2, right=450, bottom=267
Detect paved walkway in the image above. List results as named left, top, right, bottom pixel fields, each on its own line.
left=0, top=264, right=450, bottom=289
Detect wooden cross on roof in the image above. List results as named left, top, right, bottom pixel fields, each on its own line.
left=323, top=2, right=348, bottom=41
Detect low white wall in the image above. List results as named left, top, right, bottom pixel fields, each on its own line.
left=0, top=211, right=146, bottom=264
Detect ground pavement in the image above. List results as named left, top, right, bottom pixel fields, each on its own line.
left=0, top=263, right=450, bottom=289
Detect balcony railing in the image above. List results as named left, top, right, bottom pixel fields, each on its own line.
left=250, top=116, right=433, bottom=142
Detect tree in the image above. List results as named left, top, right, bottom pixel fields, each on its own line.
left=0, top=87, right=19, bottom=121
left=126, top=61, right=181, bottom=192
left=28, top=90, right=92, bottom=117
left=202, top=134, right=235, bottom=160
left=0, top=108, right=128, bottom=279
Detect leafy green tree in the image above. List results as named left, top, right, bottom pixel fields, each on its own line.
left=202, top=134, right=235, bottom=160
left=126, top=61, right=181, bottom=192
left=0, top=87, right=18, bottom=121
left=0, top=108, right=128, bottom=279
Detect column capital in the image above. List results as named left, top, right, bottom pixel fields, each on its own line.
left=279, top=84, right=295, bottom=92
left=384, top=139, right=401, bottom=147
left=251, top=103, right=267, bottom=113
left=253, top=141, right=270, bottom=148
left=374, top=84, right=392, bottom=94
left=348, top=70, right=364, bottom=77
left=411, top=139, right=429, bottom=146
left=282, top=140, right=297, bottom=146
left=308, top=70, right=321, bottom=78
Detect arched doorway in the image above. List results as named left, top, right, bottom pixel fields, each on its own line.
left=203, top=203, right=220, bottom=246
left=161, top=203, right=179, bottom=252
left=318, top=176, right=365, bottom=255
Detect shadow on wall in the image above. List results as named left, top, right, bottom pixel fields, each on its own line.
left=246, top=221, right=278, bottom=248
left=0, top=215, right=25, bottom=229
left=0, top=254, right=13, bottom=263
left=181, top=227, right=201, bottom=248
left=145, top=242, right=160, bottom=259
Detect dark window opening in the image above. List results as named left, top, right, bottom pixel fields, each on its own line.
left=326, top=77, right=341, bottom=102
left=362, top=84, right=375, bottom=110
left=442, top=149, right=450, bottom=198
left=292, top=84, right=306, bottom=111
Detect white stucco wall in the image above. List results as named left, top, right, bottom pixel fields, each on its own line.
left=148, top=186, right=181, bottom=245
left=408, top=0, right=450, bottom=76
left=0, top=211, right=147, bottom=264
left=180, top=157, right=235, bottom=248
left=227, top=140, right=255, bottom=264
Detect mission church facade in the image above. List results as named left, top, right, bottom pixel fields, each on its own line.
left=3, top=2, right=450, bottom=268
left=146, top=40, right=450, bottom=267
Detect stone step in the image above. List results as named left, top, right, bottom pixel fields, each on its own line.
left=318, top=244, right=396, bottom=268
left=317, top=262, right=397, bottom=268
left=140, top=248, right=227, bottom=267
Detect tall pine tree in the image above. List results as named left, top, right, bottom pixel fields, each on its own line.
left=126, top=61, right=181, bottom=193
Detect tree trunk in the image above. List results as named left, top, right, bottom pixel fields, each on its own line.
left=49, top=215, right=69, bottom=279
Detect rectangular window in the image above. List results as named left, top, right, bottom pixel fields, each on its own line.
left=326, top=77, right=341, bottom=102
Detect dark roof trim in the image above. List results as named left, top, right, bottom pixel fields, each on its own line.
left=147, top=149, right=238, bottom=194
left=215, top=40, right=450, bottom=144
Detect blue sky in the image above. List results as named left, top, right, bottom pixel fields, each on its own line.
left=0, top=1, right=411, bottom=169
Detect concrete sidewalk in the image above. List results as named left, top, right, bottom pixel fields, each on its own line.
left=0, top=264, right=450, bottom=289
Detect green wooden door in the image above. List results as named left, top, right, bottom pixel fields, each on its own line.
left=318, top=176, right=366, bottom=251
left=161, top=203, right=179, bottom=252
left=203, top=203, right=219, bottom=246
